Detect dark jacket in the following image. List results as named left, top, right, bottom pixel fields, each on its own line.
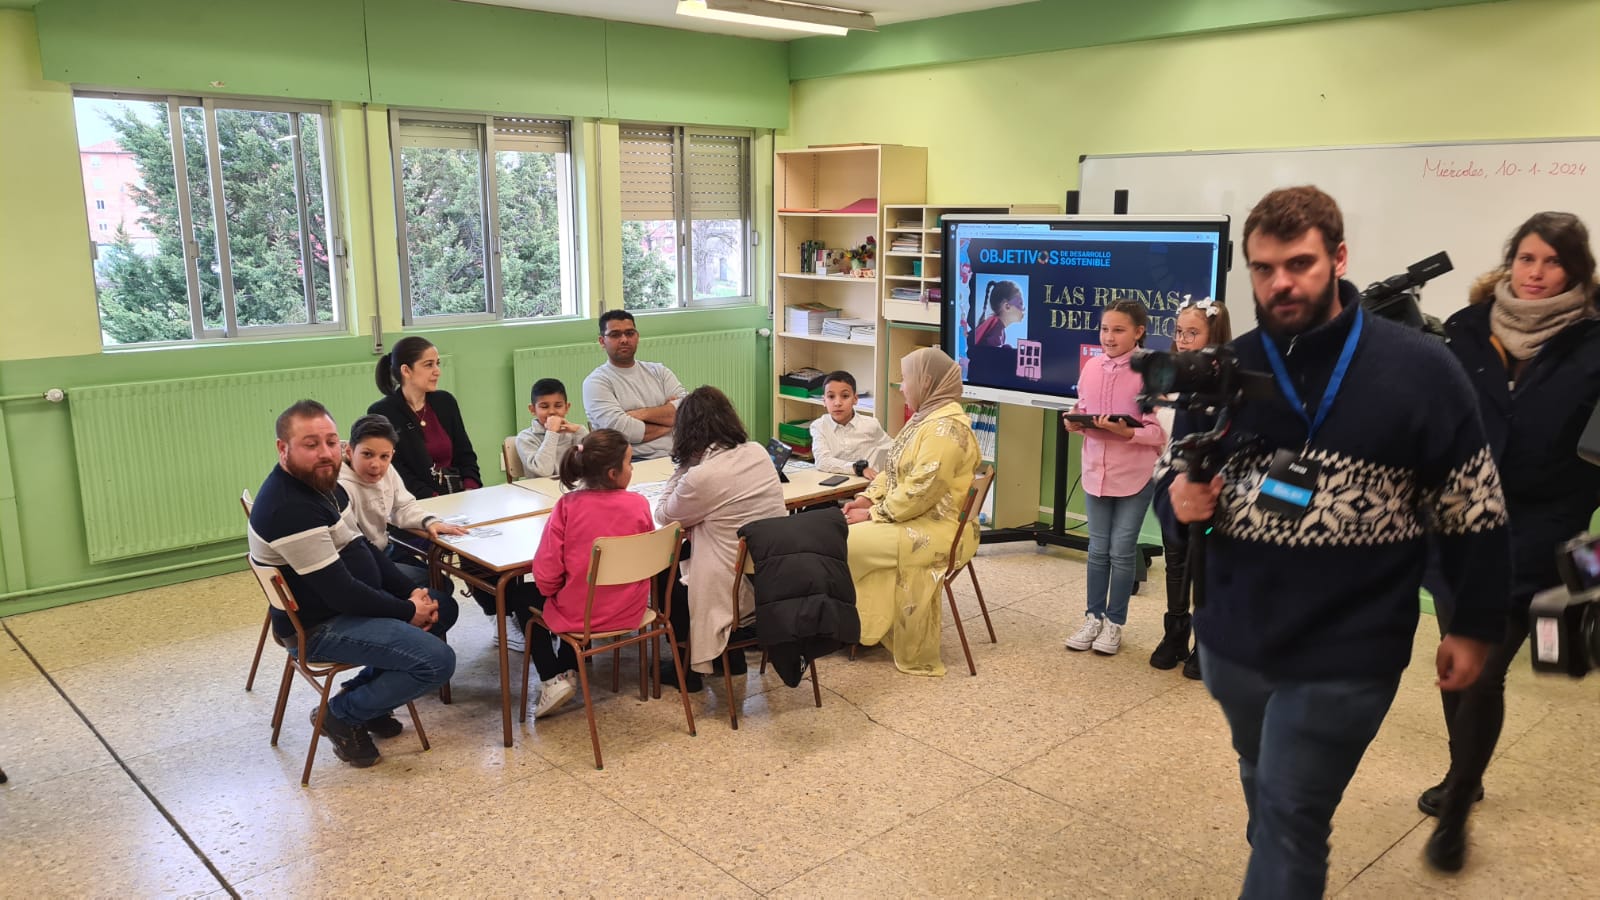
left=368, top=389, right=480, bottom=499
left=1443, top=298, right=1600, bottom=603
left=1154, top=283, right=1511, bottom=680
left=738, top=507, right=861, bottom=687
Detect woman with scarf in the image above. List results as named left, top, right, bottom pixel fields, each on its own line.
left=1421, top=211, right=1600, bottom=872
left=842, top=347, right=980, bottom=676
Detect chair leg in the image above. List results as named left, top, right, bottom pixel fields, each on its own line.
left=270, top=657, right=295, bottom=745
left=245, top=613, right=271, bottom=691
left=849, top=644, right=858, bottom=661
left=967, top=563, right=997, bottom=643
left=809, top=658, right=822, bottom=708
left=612, top=645, right=621, bottom=694
left=405, top=701, right=430, bottom=751
left=758, top=650, right=769, bottom=675
left=519, top=620, right=535, bottom=724
left=574, top=653, right=603, bottom=770
left=304, top=681, right=335, bottom=786
left=945, top=583, right=978, bottom=676
left=639, top=637, right=649, bottom=701
left=723, top=649, right=739, bottom=730
left=664, top=626, right=697, bottom=738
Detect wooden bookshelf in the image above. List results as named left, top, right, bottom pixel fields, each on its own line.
left=880, top=203, right=1060, bottom=326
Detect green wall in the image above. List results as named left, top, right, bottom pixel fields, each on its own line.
left=782, top=0, right=1600, bottom=527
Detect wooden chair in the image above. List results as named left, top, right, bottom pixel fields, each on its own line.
left=517, top=523, right=696, bottom=770
left=943, top=463, right=999, bottom=676
left=722, top=537, right=822, bottom=730
left=243, top=554, right=430, bottom=785
left=502, top=436, right=526, bottom=481
left=241, top=491, right=272, bottom=692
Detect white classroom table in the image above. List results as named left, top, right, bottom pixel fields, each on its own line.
left=413, top=482, right=556, bottom=527
left=513, top=457, right=869, bottom=510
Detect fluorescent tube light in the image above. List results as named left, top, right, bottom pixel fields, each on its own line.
left=675, top=0, right=876, bottom=36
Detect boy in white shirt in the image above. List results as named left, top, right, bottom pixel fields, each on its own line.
left=809, top=370, right=891, bottom=479
left=516, top=378, right=589, bottom=478
left=338, top=414, right=469, bottom=586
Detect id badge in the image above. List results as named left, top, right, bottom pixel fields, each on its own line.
left=1256, top=448, right=1320, bottom=518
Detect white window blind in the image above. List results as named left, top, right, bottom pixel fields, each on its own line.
left=686, top=131, right=748, bottom=218
left=395, top=119, right=481, bottom=151
left=493, top=117, right=569, bottom=154
left=619, top=124, right=677, bottom=222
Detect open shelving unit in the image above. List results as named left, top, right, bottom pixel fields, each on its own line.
left=772, top=145, right=926, bottom=452
left=879, top=203, right=1059, bottom=326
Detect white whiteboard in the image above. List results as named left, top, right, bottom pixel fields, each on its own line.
left=1080, top=140, right=1600, bottom=320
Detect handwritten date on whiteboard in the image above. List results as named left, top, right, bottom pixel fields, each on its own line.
left=1424, top=158, right=1589, bottom=179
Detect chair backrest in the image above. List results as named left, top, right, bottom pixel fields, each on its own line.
left=577, top=522, right=683, bottom=636
left=502, top=436, right=526, bottom=480
left=240, top=489, right=254, bottom=517
left=245, top=556, right=296, bottom=613
left=945, top=463, right=995, bottom=567
left=730, top=537, right=754, bottom=620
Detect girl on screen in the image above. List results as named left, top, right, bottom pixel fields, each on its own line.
left=1062, top=299, right=1165, bottom=658
left=969, top=279, right=1025, bottom=349
left=1147, top=296, right=1232, bottom=679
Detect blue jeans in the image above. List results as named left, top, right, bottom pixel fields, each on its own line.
left=303, top=588, right=459, bottom=726
left=1083, top=482, right=1154, bottom=626
left=385, top=538, right=431, bottom=589
left=1200, top=645, right=1401, bottom=899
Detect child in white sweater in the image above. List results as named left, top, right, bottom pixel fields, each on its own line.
left=338, top=414, right=468, bottom=586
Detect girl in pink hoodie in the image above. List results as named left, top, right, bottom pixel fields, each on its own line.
left=525, top=428, right=654, bottom=718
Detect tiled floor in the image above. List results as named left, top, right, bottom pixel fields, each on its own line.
left=3, top=542, right=1597, bottom=898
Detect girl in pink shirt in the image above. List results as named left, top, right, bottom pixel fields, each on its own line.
left=525, top=429, right=654, bottom=718
left=1062, top=299, right=1165, bottom=657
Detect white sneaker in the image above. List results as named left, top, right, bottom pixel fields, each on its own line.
left=495, top=625, right=526, bottom=654
left=1064, top=615, right=1103, bottom=651
left=533, top=671, right=577, bottom=719
left=1092, top=621, right=1123, bottom=656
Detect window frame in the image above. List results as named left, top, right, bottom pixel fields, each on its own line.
left=618, top=123, right=757, bottom=312
left=388, top=109, right=580, bottom=327
left=74, top=90, right=347, bottom=345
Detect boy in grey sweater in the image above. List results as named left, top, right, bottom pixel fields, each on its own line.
left=516, top=378, right=588, bottom=478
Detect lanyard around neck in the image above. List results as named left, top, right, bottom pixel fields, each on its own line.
left=1260, top=307, right=1363, bottom=444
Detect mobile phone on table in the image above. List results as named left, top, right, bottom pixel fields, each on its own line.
left=818, top=474, right=849, bottom=486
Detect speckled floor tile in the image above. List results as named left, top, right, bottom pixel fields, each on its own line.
left=3, top=762, right=223, bottom=896
left=0, top=633, right=116, bottom=784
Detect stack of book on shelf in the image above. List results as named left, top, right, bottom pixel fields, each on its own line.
left=962, top=402, right=999, bottom=460
left=890, top=286, right=922, bottom=301
left=893, top=216, right=920, bottom=230
left=849, top=325, right=876, bottom=344
left=821, top=316, right=873, bottom=341
left=787, top=302, right=840, bottom=334
left=889, top=234, right=919, bottom=253
left=779, top=367, right=827, bottom=399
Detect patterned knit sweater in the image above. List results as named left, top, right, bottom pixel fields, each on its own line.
left=1156, top=283, right=1511, bottom=679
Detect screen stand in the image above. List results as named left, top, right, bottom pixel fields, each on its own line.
left=978, top=414, right=1162, bottom=576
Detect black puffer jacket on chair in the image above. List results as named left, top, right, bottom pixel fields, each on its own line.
left=738, top=507, right=861, bottom=687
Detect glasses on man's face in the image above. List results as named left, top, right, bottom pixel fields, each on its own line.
left=1176, top=328, right=1205, bottom=342
left=604, top=329, right=639, bottom=340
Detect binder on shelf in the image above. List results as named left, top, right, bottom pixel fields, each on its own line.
left=787, top=302, right=840, bottom=334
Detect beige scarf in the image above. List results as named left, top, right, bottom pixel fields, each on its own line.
left=901, top=347, right=965, bottom=427
left=1489, top=278, right=1595, bottom=361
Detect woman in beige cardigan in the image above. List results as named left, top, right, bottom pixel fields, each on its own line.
left=843, top=347, right=980, bottom=676
left=657, top=386, right=787, bottom=682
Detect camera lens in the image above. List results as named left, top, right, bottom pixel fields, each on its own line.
left=1131, top=349, right=1177, bottom=394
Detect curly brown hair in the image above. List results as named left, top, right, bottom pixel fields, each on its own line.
left=671, top=386, right=748, bottom=467
left=1243, top=186, right=1344, bottom=260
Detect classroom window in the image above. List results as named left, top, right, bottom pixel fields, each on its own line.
left=72, top=92, right=343, bottom=346
left=618, top=123, right=753, bottom=310
left=390, top=112, right=578, bottom=324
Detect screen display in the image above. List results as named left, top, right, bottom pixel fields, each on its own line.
left=941, top=216, right=1229, bottom=406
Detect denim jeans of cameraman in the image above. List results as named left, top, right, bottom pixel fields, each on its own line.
left=1084, top=482, right=1155, bottom=626
left=1199, top=644, right=1400, bottom=900
left=297, top=587, right=459, bottom=726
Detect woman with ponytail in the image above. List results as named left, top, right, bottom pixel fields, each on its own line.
left=368, top=336, right=481, bottom=499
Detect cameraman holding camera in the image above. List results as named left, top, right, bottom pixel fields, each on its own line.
left=1418, top=212, right=1600, bottom=872
left=1161, top=186, right=1511, bottom=899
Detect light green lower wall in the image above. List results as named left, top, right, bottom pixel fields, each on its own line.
left=0, top=307, right=771, bottom=614
left=783, top=0, right=1600, bottom=518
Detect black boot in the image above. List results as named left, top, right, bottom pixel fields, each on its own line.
left=1418, top=777, right=1484, bottom=817
left=1149, top=613, right=1192, bottom=670
left=1181, top=644, right=1202, bottom=680
left=1425, top=780, right=1477, bottom=872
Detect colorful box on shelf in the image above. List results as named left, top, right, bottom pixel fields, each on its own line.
left=778, top=419, right=814, bottom=445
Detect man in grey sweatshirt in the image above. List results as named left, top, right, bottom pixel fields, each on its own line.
left=582, top=310, right=688, bottom=461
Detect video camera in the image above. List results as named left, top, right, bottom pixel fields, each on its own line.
left=1529, top=532, right=1600, bottom=678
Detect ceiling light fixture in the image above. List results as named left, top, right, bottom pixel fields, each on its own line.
left=674, top=0, right=876, bottom=37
